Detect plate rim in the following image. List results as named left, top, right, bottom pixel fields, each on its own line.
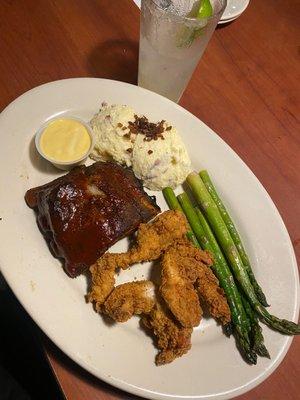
left=221, top=0, right=250, bottom=20
left=0, top=77, right=298, bottom=400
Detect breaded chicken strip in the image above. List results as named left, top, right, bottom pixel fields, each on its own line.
left=161, top=248, right=202, bottom=328
left=88, top=210, right=188, bottom=309
left=108, top=209, right=189, bottom=269
left=160, top=239, right=231, bottom=327
left=105, top=283, right=191, bottom=364
left=104, top=281, right=155, bottom=322
left=88, top=253, right=117, bottom=311
left=129, top=209, right=188, bottom=262
left=142, top=302, right=192, bottom=365
left=195, top=268, right=231, bottom=326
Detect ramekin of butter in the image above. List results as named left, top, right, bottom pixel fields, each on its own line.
left=35, top=117, right=94, bottom=170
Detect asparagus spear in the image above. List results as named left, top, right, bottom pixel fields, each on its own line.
left=194, top=207, right=250, bottom=330
left=162, top=187, right=182, bottom=211
left=162, top=187, right=200, bottom=247
left=241, top=295, right=270, bottom=358
left=199, top=170, right=269, bottom=307
left=187, top=172, right=300, bottom=335
left=195, top=206, right=270, bottom=359
left=194, top=206, right=264, bottom=362
left=177, top=192, right=256, bottom=364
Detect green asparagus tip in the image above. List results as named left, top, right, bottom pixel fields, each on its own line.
left=235, top=325, right=257, bottom=365
left=254, top=343, right=271, bottom=359
left=245, top=350, right=258, bottom=365
left=259, top=306, right=300, bottom=335
left=236, top=331, right=257, bottom=365
left=256, top=291, right=270, bottom=308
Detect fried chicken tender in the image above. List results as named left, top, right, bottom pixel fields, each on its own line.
left=104, top=281, right=155, bottom=322
left=195, top=268, right=231, bottom=326
left=88, top=210, right=189, bottom=309
left=107, top=209, right=189, bottom=269
left=87, top=210, right=230, bottom=366
left=129, top=209, right=188, bottom=262
left=142, top=302, right=192, bottom=365
left=160, top=239, right=231, bottom=327
left=88, top=253, right=118, bottom=311
left=160, top=247, right=202, bottom=328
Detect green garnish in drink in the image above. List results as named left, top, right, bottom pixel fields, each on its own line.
left=177, top=0, right=213, bottom=48
left=197, top=0, right=213, bottom=19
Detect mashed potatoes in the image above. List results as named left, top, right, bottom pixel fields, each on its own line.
left=90, top=103, right=135, bottom=167
left=90, top=104, right=191, bottom=190
left=132, top=123, right=191, bottom=190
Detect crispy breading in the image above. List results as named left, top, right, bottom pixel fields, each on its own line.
left=104, top=281, right=155, bottom=322
left=88, top=210, right=189, bottom=309
left=106, top=209, right=189, bottom=269
left=142, top=302, right=192, bottom=365
left=87, top=210, right=230, bottom=366
left=88, top=253, right=117, bottom=311
left=160, top=239, right=231, bottom=326
left=196, top=268, right=231, bottom=325
left=160, top=248, right=202, bottom=328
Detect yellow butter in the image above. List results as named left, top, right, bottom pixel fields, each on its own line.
left=40, top=118, right=91, bottom=162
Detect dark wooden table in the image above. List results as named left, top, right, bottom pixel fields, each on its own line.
left=0, top=0, right=299, bottom=399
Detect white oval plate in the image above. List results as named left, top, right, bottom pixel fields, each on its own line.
left=0, top=78, right=298, bottom=400
left=218, top=15, right=239, bottom=24
left=221, top=0, right=250, bottom=20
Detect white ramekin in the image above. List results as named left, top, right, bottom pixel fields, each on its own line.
left=35, top=116, right=94, bottom=171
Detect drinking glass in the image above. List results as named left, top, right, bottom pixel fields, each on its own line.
left=138, top=0, right=226, bottom=102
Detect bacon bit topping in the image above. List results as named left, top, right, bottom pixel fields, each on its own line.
left=148, top=150, right=153, bottom=155
left=128, top=115, right=167, bottom=142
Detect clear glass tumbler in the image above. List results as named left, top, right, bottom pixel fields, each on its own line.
left=138, top=0, right=226, bottom=102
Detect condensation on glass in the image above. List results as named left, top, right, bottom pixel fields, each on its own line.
left=138, top=0, right=226, bottom=102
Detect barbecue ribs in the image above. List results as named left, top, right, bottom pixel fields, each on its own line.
left=25, top=161, right=160, bottom=277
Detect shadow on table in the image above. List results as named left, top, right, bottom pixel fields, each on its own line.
left=44, top=337, right=142, bottom=400
left=216, top=21, right=234, bottom=30
left=87, top=40, right=139, bottom=85
left=0, top=284, right=64, bottom=400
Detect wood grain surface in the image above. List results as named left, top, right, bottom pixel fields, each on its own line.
left=0, top=0, right=299, bottom=399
